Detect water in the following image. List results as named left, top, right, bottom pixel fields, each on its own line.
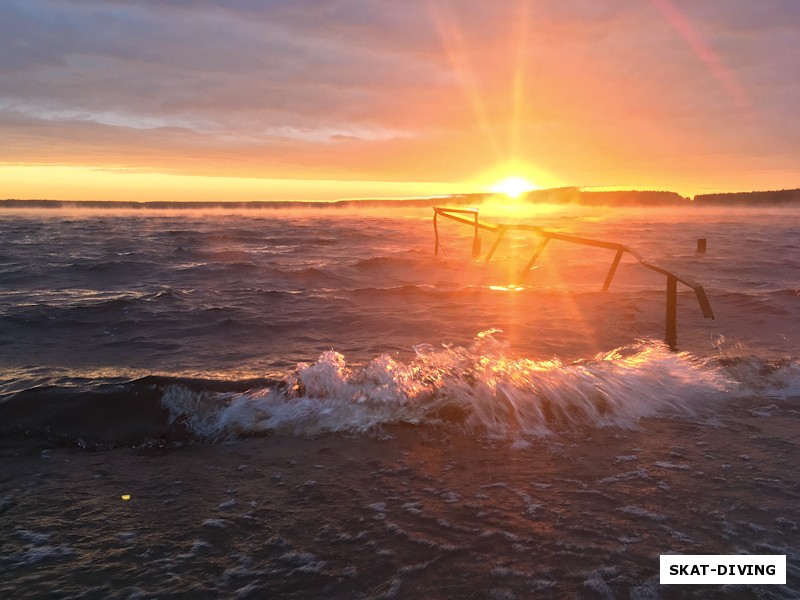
left=0, top=204, right=798, bottom=598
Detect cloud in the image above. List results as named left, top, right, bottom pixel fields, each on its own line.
left=0, top=0, right=798, bottom=190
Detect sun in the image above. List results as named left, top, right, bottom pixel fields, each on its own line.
left=490, top=176, right=537, bottom=199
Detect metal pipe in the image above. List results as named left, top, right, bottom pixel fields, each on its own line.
left=602, top=249, right=624, bottom=292
left=666, top=275, right=678, bottom=349
left=432, top=206, right=714, bottom=349
left=485, top=227, right=507, bottom=262
left=472, top=212, right=481, bottom=259
left=433, top=211, right=439, bottom=257
left=519, top=238, right=550, bottom=280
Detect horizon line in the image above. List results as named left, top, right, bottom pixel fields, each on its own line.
left=1, top=185, right=800, bottom=207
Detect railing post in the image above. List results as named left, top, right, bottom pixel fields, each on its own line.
left=518, top=238, right=550, bottom=282
left=430, top=207, right=714, bottom=344
left=433, top=211, right=439, bottom=257
left=472, top=212, right=481, bottom=259
left=485, top=227, right=507, bottom=262
left=666, top=275, right=677, bottom=349
left=602, top=249, right=624, bottom=292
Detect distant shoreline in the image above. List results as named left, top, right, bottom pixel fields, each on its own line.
left=1, top=187, right=799, bottom=209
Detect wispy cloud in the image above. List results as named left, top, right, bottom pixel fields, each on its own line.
left=1, top=0, right=798, bottom=193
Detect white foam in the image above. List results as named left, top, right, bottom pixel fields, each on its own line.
left=654, top=461, right=690, bottom=470
left=162, top=332, right=732, bottom=440
left=15, top=529, right=51, bottom=545
left=278, top=551, right=326, bottom=573
left=599, top=468, right=650, bottom=484
left=201, top=518, right=227, bottom=528
left=615, top=455, right=638, bottom=462
left=721, top=356, right=800, bottom=399
left=619, top=505, right=667, bottom=522
left=11, top=544, right=73, bottom=565
left=583, top=571, right=614, bottom=598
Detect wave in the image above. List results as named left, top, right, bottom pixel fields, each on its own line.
left=162, top=334, right=731, bottom=440
left=258, top=266, right=356, bottom=288
left=715, top=291, right=797, bottom=315
left=128, top=345, right=800, bottom=441
left=352, top=256, right=415, bottom=270
left=186, top=249, right=254, bottom=263
left=2, top=332, right=798, bottom=448
left=0, top=289, right=191, bottom=322
left=0, top=375, right=279, bottom=448
left=65, top=259, right=152, bottom=274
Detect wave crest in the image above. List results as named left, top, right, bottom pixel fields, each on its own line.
left=162, top=332, right=732, bottom=440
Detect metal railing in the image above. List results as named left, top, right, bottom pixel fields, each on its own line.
left=433, top=206, right=714, bottom=349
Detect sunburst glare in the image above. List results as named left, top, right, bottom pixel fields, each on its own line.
left=490, top=176, right=538, bottom=199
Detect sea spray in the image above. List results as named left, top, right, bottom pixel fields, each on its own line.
left=161, top=332, right=732, bottom=440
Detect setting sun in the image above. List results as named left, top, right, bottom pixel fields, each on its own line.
left=1, top=2, right=799, bottom=597
left=490, top=177, right=538, bottom=199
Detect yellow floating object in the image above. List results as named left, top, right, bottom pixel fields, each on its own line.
left=121, top=494, right=131, bottom=501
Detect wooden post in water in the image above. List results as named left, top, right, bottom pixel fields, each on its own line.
left=666, top=275, right=678, bottom=349
left=433, top=211, right=439, bottom=257
left=471, top=212, right=481, bottom=259
left=696, top=238, right=707, bottom=253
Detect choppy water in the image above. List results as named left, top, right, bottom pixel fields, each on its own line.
left=1, top=204, right=798, bottom=598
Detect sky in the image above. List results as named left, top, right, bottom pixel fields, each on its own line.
left=0, top=0, right=798, bottom=201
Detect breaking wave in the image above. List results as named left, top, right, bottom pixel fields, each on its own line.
left=162, top=331, right=732, bottom=440
left=4, top=331, right=798, bottom=448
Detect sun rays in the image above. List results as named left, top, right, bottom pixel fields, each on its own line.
left=651, top=0, right=749, bottom=108
left=427, top=1, right=556, bottom=191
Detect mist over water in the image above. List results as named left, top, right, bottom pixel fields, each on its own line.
left=1, top=204, right=798, bottom=598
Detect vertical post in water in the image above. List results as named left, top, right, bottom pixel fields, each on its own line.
left=666, top=274, right=677, bottom=350
left=602, top=249, right=624, bottom=292
left=472, top=212, right=481, bottom=259
left=433, top=211, right=439, bottom=257
left=485, top=227, right=507, bottom=263
left=518, top=237, right=550, bottom=283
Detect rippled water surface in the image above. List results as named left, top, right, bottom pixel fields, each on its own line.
left=0, top=204, right=798, bottom=598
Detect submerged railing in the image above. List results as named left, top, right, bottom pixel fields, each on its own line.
left=433, top=206, right=714, bottom=349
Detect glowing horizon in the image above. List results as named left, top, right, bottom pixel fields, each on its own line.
left=1, top=0, right=798, bottom=202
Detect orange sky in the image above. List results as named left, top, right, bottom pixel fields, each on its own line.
left=1, top=0, right=798, bottom=201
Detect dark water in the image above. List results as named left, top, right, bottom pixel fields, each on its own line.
left=0, top=204, right=798, bottom=598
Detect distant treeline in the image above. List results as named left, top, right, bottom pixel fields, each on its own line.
left=517, top=188, right=800, bottom=206
left=0, top=198, right=460, bottom=210
left=1, top=187, right=798, bottom=209
left=693, top=189, right=800, bottom=206
left=558, top=189, right=688, bottom=206
left=0, top=190, right=687, bottom=209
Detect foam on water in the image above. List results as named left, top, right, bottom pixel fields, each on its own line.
left=161, top=331, right=732, bottom=440
left=726, top=358, right=800, bottom=400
